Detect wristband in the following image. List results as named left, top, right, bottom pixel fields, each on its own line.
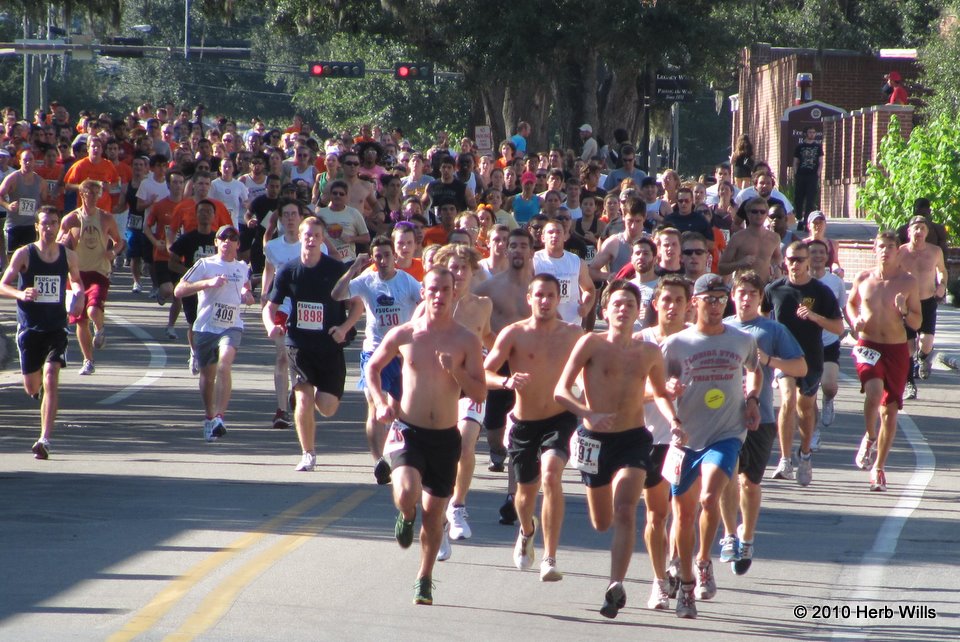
left=502, top=375, right=510, bottom=390
left=746, top=395, right=760, bottom=405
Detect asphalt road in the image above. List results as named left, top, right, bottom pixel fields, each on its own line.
left=1, top=273, right=959, bottom=641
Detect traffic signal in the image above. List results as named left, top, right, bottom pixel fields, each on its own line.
left=394, top=62, right=433, bottom=80
left=308, top=61, right=365, bottom=79
left=99, top=37, right=145, bottom=58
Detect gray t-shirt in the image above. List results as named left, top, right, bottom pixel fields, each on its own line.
left=662, top=325, right=759, bottom=450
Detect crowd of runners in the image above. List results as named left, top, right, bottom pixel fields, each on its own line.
left=0, top=102, right=952, bottom=617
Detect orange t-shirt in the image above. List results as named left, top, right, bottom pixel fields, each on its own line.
left=170, top=197, right=233, bottom=234
left=63, top=157, right=120, bottom=211
left=111, top=160, right=133, bottom=212
left=422, top=226, right=449, bottom=247
left=35, top=164, right=64, bottom=211
left=372, top=258, right=425, bottom=282
left=146, top=197, right=181, bottom=261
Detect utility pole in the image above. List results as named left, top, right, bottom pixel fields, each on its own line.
left=184, top=0, right=191, bottom=59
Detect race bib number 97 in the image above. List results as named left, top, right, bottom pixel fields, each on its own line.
left=297, top=301, right=324, bottom=330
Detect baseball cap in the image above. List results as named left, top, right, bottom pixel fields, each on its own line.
left=579, top=124, right=593, bottom=133
left=908, top=215, right=929, bottom=227
left=808, top=211, right=826, bottom=224
left=693, top=273, right=731, bottom=296
left=521, top=171, right=537, bottom=185
left=888, top=70, right=902, bottom=82
left=216, top=224, right=240, bottom=240
left=640, top=176, right=657, bottom=188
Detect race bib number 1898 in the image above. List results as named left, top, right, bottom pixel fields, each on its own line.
left=297, top=301, right=324, bottom=330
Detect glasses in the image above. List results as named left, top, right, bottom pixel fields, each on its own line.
left=343, top=161, right=360, bottom=166
left=697, top=295, right=728, bottom=306
left=555, top=216, right=571, bottom=221
left=217, top=232, right=240, bottom=242
left=622, top=156, right=635, bottom=162
left=785, top=256, right=808, bottom=263
left=748, top=208, right=767, bottom=214
left=530, top=226, right=543, bottom=233
left=682, top=248, right=707, bottom=256
left=331, top=190, right=347, bottom=197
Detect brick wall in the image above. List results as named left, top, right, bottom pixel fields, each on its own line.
left=839, top=243, right=960, bottom=286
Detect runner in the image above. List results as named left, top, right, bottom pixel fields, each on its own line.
left=332, top=235, right=421, bottom=483
left=718, top=271, right=806, bottom=576
left=555, top=279, right=681, bottom=618
left=261, top=198, right=306, bottom=430
left=534, top=219, right=595, bottom=326
left=637, top=274, right=690, bottom=609
left=0, top=206, right=84, bottom=458
left=474, top=228, right=536, bottom=525
left=365, top=266, right=486, bottom=605
left=662, top=273, right=762, bottom=618
left=847, top=231, right=921, bottom=491
left=174, top=223, right=255, bottom=441
left=0, top=149, right=48, bottom=258
left=262, top=216, right=359, bottom=470
left=56, top=179, right=124, bottom=376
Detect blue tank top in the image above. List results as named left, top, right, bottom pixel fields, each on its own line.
left=512, top=194, right=541, bottom=224
left=17, top=244, right=69, bottom=331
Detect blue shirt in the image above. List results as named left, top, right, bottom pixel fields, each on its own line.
left=510, top=134, right=527, bottom=154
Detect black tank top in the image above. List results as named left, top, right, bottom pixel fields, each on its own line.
left=18, top=244, right=69, bottom=331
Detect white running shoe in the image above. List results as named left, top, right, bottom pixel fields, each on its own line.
left=810, top=428, right=822, bottom=452
left=447, top=504, right=472, bottom=540
left=188, top=352, right=200, bottom=376
left=436, top=524, right=452, bottom=561
left=821, top=397, right=836, bottom=426
left=796, top=452, right=813, bottom=486
left=93, top=328, right=106, bottom=349
left=131, top=282, right=142, bottom=294
left=694, top=559, right=717, bottom=600
left=771, top=457, right=794, bottom=480
left=855, top=435, right=876, bottom=470
left=647, top=578, right=670, bottom=610
left=202, top=418, right=216, bottom=442
left=513, top=516, right=537, bottom=570
left=164, top=327, right=178, bottom=341
left=676, top=582, right=697, bottom=619
left=540, top=557, right=562, bottom=582
left=78, top=359, right=95, bottom=376
left=295, top=451, right=316, bottom=471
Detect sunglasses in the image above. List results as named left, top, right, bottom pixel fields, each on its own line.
left=697, top=295, right=728, bottom=306
left=555, top=216, right=571, bottom=221
left=748, top=208, right=767, bottom=214
left=785, top=256, right=808, bottom=263
left=682, top=249, right=707, bottom=256
left=218, top=232, right=240, bottom=242
left=331, top=191, right=347, bottom=197
left=342, top=161, right=360, bottom=166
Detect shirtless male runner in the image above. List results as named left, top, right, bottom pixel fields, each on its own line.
left=366, top=267, right=486, bottom=606
left=555, top=279, right=681, bottom=619
left=428, top=243, right=494, bottom=550
left=718, top=196, right=782, bottom=282
left=484, top=273, right=582, bottom=581
left=897, top=216, right=947, bottom=399
left=474, top=228, right=536, bottom=524
left=847, top=231, right=921, bottom=491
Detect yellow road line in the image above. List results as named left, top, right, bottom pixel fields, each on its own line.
left=107, top=489, right=334, bottom=642
left=164, top=488, right=374, bottom=642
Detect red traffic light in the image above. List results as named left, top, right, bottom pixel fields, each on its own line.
left=398, top=65, right=410, bottom=78
left=394, top=62, right=432, bottom=80
left=308, top=60, right=365, bottom=78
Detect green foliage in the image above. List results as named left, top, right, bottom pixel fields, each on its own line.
left=920, top=7, right=960, bottom=119
left=858, top=114, right=960, bottom=242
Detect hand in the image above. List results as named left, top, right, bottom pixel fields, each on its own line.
left=267, top=323, right=285, bottom=339
left=207, top=274, right=227, bottom=289
left=741, top=254, right=756, bottom=268
left=352, top=253, right=373, bottom=273
left=796, top=304, right=816, bottom=322
left=375, top=401, right=396, bottom=424
left=20, top=287, right=36, bottom=302
left=242, top=290, right=255, bottom=305
left=670, top=423, right=688, bottom=446
left=8, top=200, right=18, bottom=213
left=69, top=293, right=85, bottom=317
left=329, top=325, right=348, bottom=344
left=757, top=348, right=769, bottom=367
left=853, top=314, right=867, bottom=332
left=437, top=351, right=455, bottom=372
left=246, top=217, right=259, bottom=229
left=833, top=267, right=845, bottom=279
left=745, top=399, right=761, bottom=431
left=666, top=376, right=685, bottom=400
left=936, top=282, right=946, bottom=299
left=894, top=293, right=907, bottom=314
left=577, top=300, right=593, bottom=319
left=587, top=412, right=616, bottom=432
left=507, top=372, right=530, bottom=391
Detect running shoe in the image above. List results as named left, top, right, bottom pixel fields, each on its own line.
left=488, top=451, right=506, bottom=473
left=189, top=352, right=200, bottom=376
left=374, top=457, right=392, bottom=485
left=148, top=287, right=159, bottom=299
left=513, top=516, right=537, bottom=570
left=600, top=581, right=626, bottom=619
left=31, top=438, right=50, bottom=460
left=771, top=457, right=794, bottom=480
left=694, top=559, right=716, bottom=600
left=796, top=451, right=813, bottom=487
left=676, top=582, right=697, bottom=619
left=855, top=435, right=876, bottom=470
left=647, top=578, right=670, bottom=610
left=211, top=416, right=227, bottom=439
left=157, top=291, right=167, bottom=306
left=202, top=418, right=216, bottom=442
left=447, top=504, right=472, bottom=540
left=295, top=451, right=316, bottom=472
left=918, top=353, right=932, bottom=379
left=666, top=557, right=681, bottom=598
left=810, top=428, right=822, bottom=452
left=499, top=494, right=517, bottom=525
left=131, top=282, right=142, bottom=294
left=78, top=359, right=95, bottom=376
left=395, top=510, right=415, bottom=549
left=540, top=557, right=562, bottom=582
left=413, top=576, right=433, bottom=605
left=870, top=468, right=887, bottom=492
left=821, top=397, right=836, bottom=426
left=437, top=524, right=452, bottom=562
left=719, top=534, right=740, bottom=563
left=732, top=524, right=753, bottom=576
left=164, top=327, right=178, bottom=341
left=904, top=381, right=917, bottom=400
left=93, top=327, right=106, bottom=349
left=272, top=408, right=291, bottom=429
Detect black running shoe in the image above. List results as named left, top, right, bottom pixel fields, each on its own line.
left=498, top=494, right=517, bottom=525
left=374, top=457, right=392, bottom=485
left=395, top=510, right=415, bottom=548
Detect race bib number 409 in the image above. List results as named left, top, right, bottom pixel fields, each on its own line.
left=212, top=302, right=237, bottom=327
left=297, top=301, right=324, bottom=330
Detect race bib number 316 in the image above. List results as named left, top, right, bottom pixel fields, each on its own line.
left=33, top=275, right=61, bottom=303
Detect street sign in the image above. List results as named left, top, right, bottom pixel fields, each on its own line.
left=655, top=73, right=695, bottom=103
left=474, top=125, right=493, bottom=156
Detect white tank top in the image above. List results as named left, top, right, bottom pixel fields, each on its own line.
left=533, top=249, right=582, bottom=323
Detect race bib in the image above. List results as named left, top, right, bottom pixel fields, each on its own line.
left=19, top=197, right=37, bottom=217
left=570, top=429, right=601, bottom=475
left=852, top=345, right=881, bottom=366
left=297, top=301, right=324, bottom=330
left=384, top=420, right=408, bottom=456
left=46, top=180, right=58, bottom=195
left=586, top=246, right=597, bottom=261
left=33, top=275, right=61, bottom=303
left=211, top=301, right=238, bottom=328
left=376, top=306, right=402, bottom=329
left=127, top=213, right=144, bottom=231
left=662, top=444, right=686, bottom=485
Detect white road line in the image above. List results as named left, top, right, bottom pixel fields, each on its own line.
left=831, top=378, right=936, bottom=639
left=96, top=312, right=167, bottom=405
